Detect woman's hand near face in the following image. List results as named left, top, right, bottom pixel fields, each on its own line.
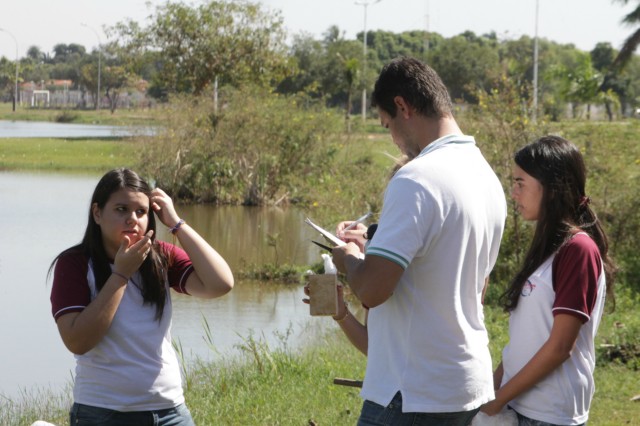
left=113, top=231, right=154, bottom=278
left=150, top=188, right=181, bottom=228
left=57, top=231, right=153, bottom=355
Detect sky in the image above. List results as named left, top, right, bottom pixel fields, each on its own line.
left=0, top=0, right=635, bottom=60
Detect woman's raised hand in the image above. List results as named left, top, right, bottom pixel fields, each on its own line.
left=150, top=188, right=181, bottom=229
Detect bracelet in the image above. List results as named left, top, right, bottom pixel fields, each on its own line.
left=169, top=219, right=186, bottom=235
left=333, top=304, right=350, bottom=322
left=111, top=271, right=129, bottom=282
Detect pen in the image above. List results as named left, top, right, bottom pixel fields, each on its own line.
left=342, top=211, right=372, bottom=232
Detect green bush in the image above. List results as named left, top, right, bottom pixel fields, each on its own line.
left=54, top=109, right=78, bottom=123
left=138, top=88, right=346, bottom=206
left=460, top=76, right=640, bottom=300
left=554, top=121, right=640, bottom=293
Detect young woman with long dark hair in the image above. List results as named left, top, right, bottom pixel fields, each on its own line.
left=49, top=168, right=234, bottom=425
left=481, top=136, right=615, bottom=425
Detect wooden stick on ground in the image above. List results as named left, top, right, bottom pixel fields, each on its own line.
left=333, top=378, right=363, bottom=388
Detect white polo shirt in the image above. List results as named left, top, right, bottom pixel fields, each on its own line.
left=364, top=134, right=507, bottom=412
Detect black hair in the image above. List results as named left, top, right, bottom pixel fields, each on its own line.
left=370, top=57, right=453, bottom=118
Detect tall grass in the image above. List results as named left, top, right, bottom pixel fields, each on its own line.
left=184, top=326, right=367, bottom=425
left=0, top=384, right=72, bottom=425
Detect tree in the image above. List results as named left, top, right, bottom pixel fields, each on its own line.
left=276, top=33, right=325, bottom=97
left=319, top=27, right=362, bottom=111
left=277, top=26, right=362, bottom=115
left=79, top=62, right=100, bottom=108
left=26, top=46, right=48, bottom=63
left=52, top=43, right=86, bottom=64
left=0, top=57, right=14, bottom=101
left=428, top=32, right=500, bottom=102
left=111, top=0, right=290, bottom=97
left=611, top=0, right=640, bottom=71
left=591, top=42, right=629, bottom=119
left=554, top=53, right=619, bottom=119
left=102, top=65, right=134, bottom=113
left=336, top=54, right=359, bottom=131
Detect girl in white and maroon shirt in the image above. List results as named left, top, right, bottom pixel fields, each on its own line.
left=480, top=136, right=615, bottom=425
left=49, top=168, right=234, bottom=426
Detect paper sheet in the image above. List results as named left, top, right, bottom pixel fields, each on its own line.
left=304, top=217, right=346, bottom=247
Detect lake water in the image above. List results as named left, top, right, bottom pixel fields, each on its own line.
left=0, top=171, right=334, bottom=400
left=0, top=120, right=154, bottom=138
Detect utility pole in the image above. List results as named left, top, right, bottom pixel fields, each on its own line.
left=424, top=0, right=430, bottom=54
left=355, top=0, right=382, bottom=123
left=532, top=0, right=539, bottom=123
left=82, top=23, right=102, bottom=110
left=0, top=28, right=19, bottom=112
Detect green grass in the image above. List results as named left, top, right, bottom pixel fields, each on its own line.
left=184, top=330, right=366, bottom=425
left=590, top=365, right=640, bottom=425
left=0, top=101, right=160, bottom=126
left=0, top=137, right=139, bottom=172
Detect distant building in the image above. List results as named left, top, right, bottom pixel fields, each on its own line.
left=18, top=79, right=151, bottom=109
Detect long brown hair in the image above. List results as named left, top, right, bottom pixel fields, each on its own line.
left=501, top=136, right=615, bottom=311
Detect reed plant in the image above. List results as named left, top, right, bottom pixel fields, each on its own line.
left=0, top=384, right=71, bottom=425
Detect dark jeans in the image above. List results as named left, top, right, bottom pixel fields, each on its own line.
left=357, top=392, right=480, bottom=426
left=69, top=402, right=194, bottom=426
left=515, top=410, right=585, bottom=426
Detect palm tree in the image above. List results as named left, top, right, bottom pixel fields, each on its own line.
left=611, top=0, right=640, bottom=71
left=599, top=0, right=640, bottom=118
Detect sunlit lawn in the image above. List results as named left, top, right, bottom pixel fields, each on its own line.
left=0, top=101, right=160, bottom=126
left=0, top=137, right=138, bottom=172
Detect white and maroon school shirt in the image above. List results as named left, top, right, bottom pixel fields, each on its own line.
left=501, top=233, right=606, bottom=425
left=51, top=240, right=194, bottom=411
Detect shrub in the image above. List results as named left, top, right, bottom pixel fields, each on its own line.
left=138, top=88, right=345, bottom=206
left=54, top=110, right=78, bottom=123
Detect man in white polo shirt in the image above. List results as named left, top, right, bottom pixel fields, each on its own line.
left=331, top=57, right=507, bottom=425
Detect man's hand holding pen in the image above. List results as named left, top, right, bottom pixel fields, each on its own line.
left=336, top=221, right=368, bottom=252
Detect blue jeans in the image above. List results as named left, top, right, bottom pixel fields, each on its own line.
left=357, top=392, right=480, bottom=426
left=515, top=411, right=585, bottom=426
left=69, top=402, right=195, bottom=426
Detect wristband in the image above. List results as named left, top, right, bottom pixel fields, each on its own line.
left=111, top=271, right=129, bottom=282
left=169, top=219, right=186, bottom=235
left=334, top=310, right=349, bottom=322
left=333, top=303, right=349, bottom=322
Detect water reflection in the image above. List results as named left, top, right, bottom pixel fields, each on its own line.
left=170, top=281, right=320, bottom=362
left=0, top=171, right=331, bottom=399
left=173, top=204, right=318, bottom=270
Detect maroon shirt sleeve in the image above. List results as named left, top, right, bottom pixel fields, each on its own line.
left=51, top=251, right=92, bottom=321
left=157, top=240, right=194, bottom=295
left=552, top=233, right=602, bottom=323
